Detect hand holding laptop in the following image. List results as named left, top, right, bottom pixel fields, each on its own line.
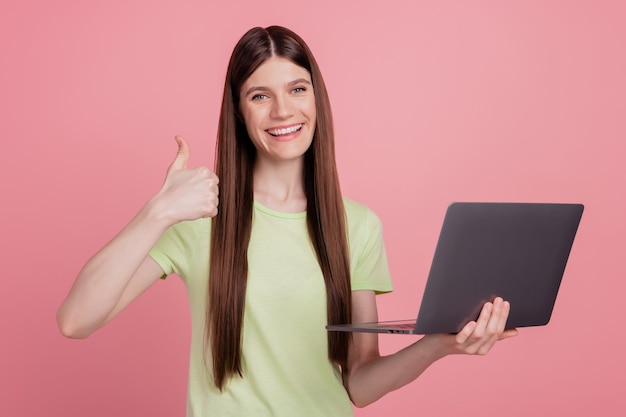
left=337, top=203, right=583, bottom=406
left=424, top=296, right=518, bottom=357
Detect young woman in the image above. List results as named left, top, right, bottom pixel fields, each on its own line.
left=57, top=26, right=517, bottom=416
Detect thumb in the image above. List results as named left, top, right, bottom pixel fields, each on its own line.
left=167, top=135, right=190, bottom=174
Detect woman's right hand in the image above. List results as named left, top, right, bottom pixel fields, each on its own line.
left=151, top=135, right=219, bottom=224
left=57, top=135, right=218, bottom=338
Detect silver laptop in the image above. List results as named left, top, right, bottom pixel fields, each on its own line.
left=326, top=202, right=584, bottom=335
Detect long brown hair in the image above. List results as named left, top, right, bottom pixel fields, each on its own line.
left=208, top=26, right=351, bottom=390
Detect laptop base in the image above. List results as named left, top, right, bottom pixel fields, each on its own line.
left=326, top=320, right=419, bottom=335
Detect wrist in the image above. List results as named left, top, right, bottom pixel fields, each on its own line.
left=419, top=334, right=458, bottom=360
left=142, top=195, right=177, bottom=230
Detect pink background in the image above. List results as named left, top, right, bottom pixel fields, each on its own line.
left=1, top=0, right=625, bottom=415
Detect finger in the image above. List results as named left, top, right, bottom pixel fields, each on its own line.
left=202, top=200, right=219, bottom=218
left=471, top=300, right=493, bottom=340
left=473, top=298, right=506, bottom=351
left=498, top=328, right=519, bottom=340
left=167, top=135, right=190, bottom=174
left=485, top=297, right=506, bottom=336
left=456, top=321, right=476, bottom=344
left=460, top=300, right=500, bottom=354
left=478, top=327, right=518, bottom=354
left=494, top=299, right=511, bottom=335
left=475, top=299, right=515, bottom=354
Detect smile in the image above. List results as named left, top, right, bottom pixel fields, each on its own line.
left=266, top=124, right=303, bottom=137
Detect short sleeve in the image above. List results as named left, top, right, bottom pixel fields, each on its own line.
left=149, top=219, right=206, bottom=280
left=346, top=200, right=393, bottom=294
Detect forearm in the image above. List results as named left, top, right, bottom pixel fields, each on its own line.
left=345, top=335, right=448, bottom=408
left=345, top=298, right=517, bottom=407
left=56, top=197, right=170, bottom=338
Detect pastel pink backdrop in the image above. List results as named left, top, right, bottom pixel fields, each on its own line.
left=1, top=1, right=624, bottom=416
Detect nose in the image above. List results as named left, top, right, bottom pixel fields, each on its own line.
left=270, top=94, right=294, bottom=119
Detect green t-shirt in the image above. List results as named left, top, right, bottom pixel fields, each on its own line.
left=149, top=198, right=393, bottom=417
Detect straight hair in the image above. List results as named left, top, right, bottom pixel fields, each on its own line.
left=208, top=26, right=351, bottom=390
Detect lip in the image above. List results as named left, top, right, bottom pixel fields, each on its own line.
left=265, top=123, right=304, bottom=141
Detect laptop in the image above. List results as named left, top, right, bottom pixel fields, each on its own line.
left=326, top=202, right=584, bottom=335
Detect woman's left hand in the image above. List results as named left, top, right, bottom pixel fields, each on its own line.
left=425, top=297, right=518, bottom=357
left=344, top=293, right=518, bottom=407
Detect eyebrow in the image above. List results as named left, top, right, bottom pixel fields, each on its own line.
left=244, top=78, right=312, bottom=97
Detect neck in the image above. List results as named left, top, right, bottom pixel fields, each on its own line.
left=253, top=157, right=307, bottom=213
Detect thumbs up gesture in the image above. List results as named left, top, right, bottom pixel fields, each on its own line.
left=153, top=135, right=219, bottom=224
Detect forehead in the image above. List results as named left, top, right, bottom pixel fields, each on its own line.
left=242, top=57, right=311, bottom=92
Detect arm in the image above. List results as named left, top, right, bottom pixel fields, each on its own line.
left=343, top=290, right=518, bottom=407
left=56, top=136, right=219, bottom=338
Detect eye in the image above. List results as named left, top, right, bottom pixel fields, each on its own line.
left=292, top=87, right=306, bottom=94
left=252, top=94, right=268, bottom=101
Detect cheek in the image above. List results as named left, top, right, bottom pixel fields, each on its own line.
left=245, top=123, right=263, bottom=147
left=241, top=109, right=260, bottom=134
left=308, top=103, right=317, bottom=131
left=305, top=98, right=317, bottom=122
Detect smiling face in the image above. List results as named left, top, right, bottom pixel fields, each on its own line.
left=239, top=57, right=316, bottom=164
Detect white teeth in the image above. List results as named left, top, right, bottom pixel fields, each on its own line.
left=267, top=124, right=302, bottom=136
